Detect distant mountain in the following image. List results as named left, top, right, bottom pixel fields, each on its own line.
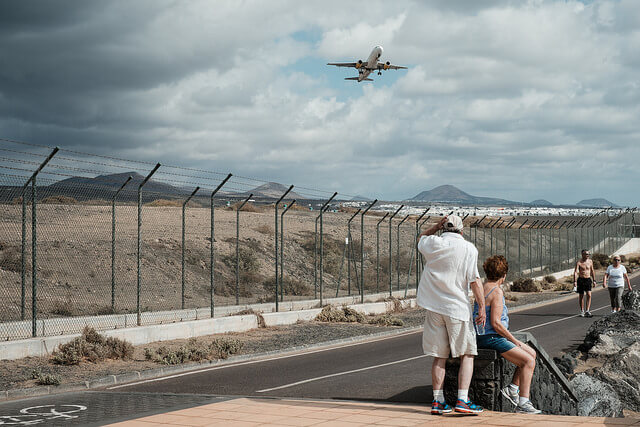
left=409, top=185, right=517, bottom=205
left=530, top=199, right=554, bottom=207
left=576, top=198, right=619, bottom=208
left=48, top=172, right=184, bottom=195
left=241, top=182, right=304, bottom=199
left=351, top=195, right=373, bottom=201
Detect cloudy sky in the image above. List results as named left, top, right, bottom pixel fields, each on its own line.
left=1, top=0, right=639, bottom=205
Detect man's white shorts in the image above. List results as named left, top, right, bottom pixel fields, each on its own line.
left=422, top=309, right=477, bottom=358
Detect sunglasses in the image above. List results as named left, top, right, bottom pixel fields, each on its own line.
left=614, top=258, right=621, bottom=261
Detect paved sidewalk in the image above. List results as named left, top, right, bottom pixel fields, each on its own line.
left=106, top=396, right=640, bottom=426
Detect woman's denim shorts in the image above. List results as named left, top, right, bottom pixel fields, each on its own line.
left=476, top=333, right=516, bottom=354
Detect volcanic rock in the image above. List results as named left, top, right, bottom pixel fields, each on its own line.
left=622, top=290, right=640, bottom=311
left=595, top=342, right=640, bottom=412
left=571, top=373, right=623, bottom=417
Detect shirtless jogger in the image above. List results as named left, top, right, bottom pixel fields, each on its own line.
left=573, top=250, right=596, bottom=318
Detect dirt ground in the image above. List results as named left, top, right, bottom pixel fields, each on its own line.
left=1, top=202, right=613, bottom=324
left=0, top=204, right=428, bottom=322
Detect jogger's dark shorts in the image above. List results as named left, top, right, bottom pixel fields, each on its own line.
left=577, top=277, right=592, bottom=294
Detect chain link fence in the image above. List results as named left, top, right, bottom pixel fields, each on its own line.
left=1, top=139, right=637, bottom=341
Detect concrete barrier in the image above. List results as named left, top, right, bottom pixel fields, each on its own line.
left=0, top=289, right=417, bottom=341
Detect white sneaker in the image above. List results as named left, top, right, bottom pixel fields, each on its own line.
left=500, top=386, right=518, bottom=406
left=580, top=311, right=585, bottom=317
left=516, top=400, right=542, bottom=414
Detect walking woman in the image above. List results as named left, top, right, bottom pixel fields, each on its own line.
left=473, top=255, right=542, bottom=414
left=603, top=256, right=632, bottom=313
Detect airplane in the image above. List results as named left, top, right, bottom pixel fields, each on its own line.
left=327, top=45, right=407, bottom=82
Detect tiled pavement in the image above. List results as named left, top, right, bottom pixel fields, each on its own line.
left=106, top=396, right=640, bottom=426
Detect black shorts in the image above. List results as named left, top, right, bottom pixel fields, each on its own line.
left=577, top=277, right=592, bottom=294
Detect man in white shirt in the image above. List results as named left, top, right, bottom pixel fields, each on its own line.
left=417, top=215, right=486, bottom=415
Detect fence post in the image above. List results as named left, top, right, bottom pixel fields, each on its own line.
left=397, top=214, right=410, bottom=291
left=235, top=194, right=253, bottom=306
left=376, top=212, right=389, bottom=293
left=388, top=205, right=404, bottom=296
left=280, top=199, right=296, bottom=301
left=347, top=208, right=361, bottom=296
left=111, top=176, right=132, bottom=313
left=19, top=147, right=58, bottom=337
left=517, top=219, right=528, bottom=276
left=528, top=220, right=537, bottom=278
left=360, top=200, right=377, bottom=303
left=274, top=185, right=294, bottom=310
left=318, top=193, right=338, bottom=306
left=210, top=173, right=232, bottom=318
left=415, top=208, right=430, bottom=289
left=137, top=163, right=161, bottom=326
left=181, top=186, right=200, bottom=310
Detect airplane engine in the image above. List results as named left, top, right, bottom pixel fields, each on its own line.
left=383, top=61, right=390, bottom=70
left=355, top=60, right=363, bottom=69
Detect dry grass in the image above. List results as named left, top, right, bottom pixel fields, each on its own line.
left=145, top=199, right=182, bottom=207
left=51, top=327, right=134, bottom=365
left=40, top=195, right=77, bottom=204
left=143, top=337, right=243, bottom=364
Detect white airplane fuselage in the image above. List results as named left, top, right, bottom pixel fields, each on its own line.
left=356, top=45, right=383, bottom=82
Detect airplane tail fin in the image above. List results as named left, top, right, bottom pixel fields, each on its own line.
left=344, top=77, right=374, bottom=81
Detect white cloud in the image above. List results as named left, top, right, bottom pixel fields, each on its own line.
left=1, top=0, right=640, bottom=205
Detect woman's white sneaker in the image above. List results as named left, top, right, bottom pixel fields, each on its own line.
left=516, top=400, right=542, bottom=414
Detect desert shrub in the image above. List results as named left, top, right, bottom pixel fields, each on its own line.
left=591, top=253, right=609, bottom=269
left=504, top=292, right=519, bottom=302
left=554, top=281, right=573, bottom=291
left=145, top=198, right=181, bottom=207
left=0, top=244, right=24, bottom=272
left=144, top=337, right=243, bottom=364
left=301, top=233, right=345, bottom=259
left=227, top=201, right=261, bottom=212
left=211, top=338, right=243, bottom=358
left=41, top=195, right=77, bottom=204
left=254, top=224, right=273, bottom=235
left=368, top=314, right=404, bottom=326
left=262, top=276, right=311, bottom=296
left=315, top=305, right=366, bottom=323
left=510, top=277, right=541, bottom=293
left=221, top=247, right=258, bottom=272
left=543, top=275, right=557, bottom=284
left=315, top=306, right=347, bottom=322
left=343, top=307, right=366, bottom=323
left=31, top=369, right=61, bottom=386
left=51, top=327, right=133, bottom=365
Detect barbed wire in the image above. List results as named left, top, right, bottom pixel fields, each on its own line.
left=1, top=138, right=361, bottom=200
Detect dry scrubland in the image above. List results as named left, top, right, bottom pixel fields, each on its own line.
left=0, top=202, right=424, bottom=321
left=0, top=200, right=629, bottom=323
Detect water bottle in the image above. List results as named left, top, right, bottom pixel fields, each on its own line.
left=475, top=319, right=485, bottom=336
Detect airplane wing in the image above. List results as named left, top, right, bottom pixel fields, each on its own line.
left=327, top=62, right=368, bottom=68
left=376, top=62, right=407, bottom=70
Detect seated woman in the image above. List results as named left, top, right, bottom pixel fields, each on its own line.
left=473, top=255, right=541, bottom=414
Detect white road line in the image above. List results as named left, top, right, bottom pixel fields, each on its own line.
left=106, top=329, right=419, bottom=390
left=255, top=355, right=428, bottom=393
left=515, top=304, right=608, bottom=332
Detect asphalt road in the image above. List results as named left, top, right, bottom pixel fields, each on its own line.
left=1, top=275, right=636, bottom=426
left=107, top=275, right=639, bottom=403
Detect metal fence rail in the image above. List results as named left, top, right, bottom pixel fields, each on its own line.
left=0, top=139, right=637, bottom=341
